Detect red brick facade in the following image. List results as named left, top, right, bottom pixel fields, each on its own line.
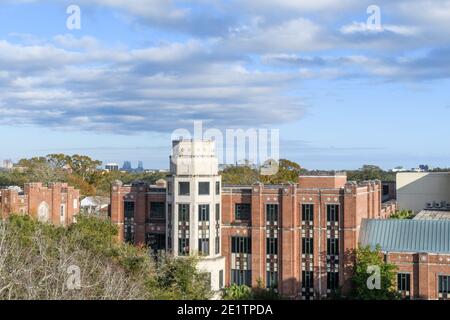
left=0, top=182, right=80, bottom=225
left=388, top=252, right=450, bottom=300
left=110, top=175, right=401, bottom=298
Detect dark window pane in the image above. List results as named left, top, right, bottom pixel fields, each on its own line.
left=199, top=182, right=210, bottom=195
left=124, top=201, right=135, bottom=218
left=216, top=182, right=220, bottom=195
left=179, top=182, right=190, bottom=195
left=235, top=203, right=251, bottom=220
left=198, top=204, right=210, bottom=221
left=149, top=202, right=165, bottom=221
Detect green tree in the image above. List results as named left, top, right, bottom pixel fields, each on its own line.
left=222, top=284, right=253, bottom=300
left=261, top=159, right=305, bottom=184
left=220, top=165, right=260, bottom=185
left=147, top=255, right=212, bottom=300
left=350, top=245, right=400, bottom=300
left=0, top=214, right=212, bottom=300
left=390, top=209, right=413, bottom=219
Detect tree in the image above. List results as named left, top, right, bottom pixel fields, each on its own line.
left=350, top=245, right=400, bottom=300
left=390, top=209, right=413, bottom=219
left=222, top=279, right=283, bottom=300
left=220, top=165, right=260, bottom=185
left=0, top=214, right=212, bottom=300
left=347, top=165, right=395, bottom=182
left=147, top=254, right=212, bottom=300
left=260, top=159, right=305, bottom=184
left=222, top=284, right=253, bottom=300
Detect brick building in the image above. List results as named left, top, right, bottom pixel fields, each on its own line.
left=360, top=219, right=450, bottom=300
left=110, top=139, right=412, bottom=298
left=0, top=182, right=80, bottom=226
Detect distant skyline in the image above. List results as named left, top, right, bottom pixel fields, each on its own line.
left=1, top=1, right=450, bottom=170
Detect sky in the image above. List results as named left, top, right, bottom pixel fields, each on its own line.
left=0, top=0, right=450, bottom=170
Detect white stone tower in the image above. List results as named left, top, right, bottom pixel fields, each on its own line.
left=166, top=139, right=225, bottom=292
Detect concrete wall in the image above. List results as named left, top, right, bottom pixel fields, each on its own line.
left=397, top=172, right=450, bottom=213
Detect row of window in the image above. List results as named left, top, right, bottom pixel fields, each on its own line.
left=231, top=203, right=340, bottom=222
left=176, top=181, right=221, bottom=196
left=125, top=201, right=342, bottom=223
left=178, top=203, right=220, bottom=222
left=397, top=273, right=450, bottom=300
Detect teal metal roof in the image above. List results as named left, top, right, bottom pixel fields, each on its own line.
left=359, top=219, right=450, bottom=254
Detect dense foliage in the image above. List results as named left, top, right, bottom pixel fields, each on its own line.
left=350, top=245, right=400, bottom=300
left=346, top=165, right=395, bottom=182
left=389, top=209, right=413, bottom=219
left=222, top=280, right=283, bottom=300
left=0, top=214, right=211, bottom=300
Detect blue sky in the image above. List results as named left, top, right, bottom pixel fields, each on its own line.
left=1, top=0, right=450, bottom=170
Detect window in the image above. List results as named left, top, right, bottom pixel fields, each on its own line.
left=178, top=238, right=189, bottom=255
left=198, top=182, right=210, bottom=195
left=219, top=270, right=224, bottom=289
left=198, top=204, right=210, bottom=221
left=266, top=271, right=278, bottom=289
left=146, top=233, right=166, bottom=253
left=215, top=235, right=220, bottom=255
left=302, top=237, right=314, bottom=255
left=215, top=204, right=220, bottom=221
left=124, top=201, right=135, bottom=243
left=266, top=237, right=278, bottom=255
left=149, top=202, right=165, bottom=221
left=327, top=272, right=339, bottom=290
left=302, top=271, right=314, bottom=289
left=167, top=204, right=172, bottom=223
left=235, top=203, right=251, bottom=221
left=167, top=182, right=172, bottom=195
left=302, top=204, right=314, bottom=222
left=215, top=203, right=220, bottom=255
left=216, top=181, right=220, bottom=195
left=327, top=238, right=339, bottom=255
left=179, top=182, right=190, bottom=196
left=124, top=201, right=135, bottom=218
left=231, top=270, right=252, bottom=286
left=198, top=238, right=210, bottom=255
left=231, top=237, right=251, bottom=254
left=397, top=273, right=411, bottom=296
left=266, top=204, right=278, bottom=223
left=178, top=204, right=189, bottom=221
left=438, top=275, right=450, bottom=300
left=327, top=204, right=339, bottom=222
left=382, top=185, right=389, bottom=196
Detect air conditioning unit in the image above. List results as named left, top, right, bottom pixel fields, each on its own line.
left=434, top=201, right=442, bottom=208
left=426, top=202, right=433, bottom=209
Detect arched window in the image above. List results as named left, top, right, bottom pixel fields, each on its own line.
left=38, top=202, right=50, bottom=222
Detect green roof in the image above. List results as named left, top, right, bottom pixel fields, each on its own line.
left=359, top=219, right=450, bottom=254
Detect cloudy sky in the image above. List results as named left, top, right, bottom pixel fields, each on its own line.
left=1, top=0, right=450, bottom=170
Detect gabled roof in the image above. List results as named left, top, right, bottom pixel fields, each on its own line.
left=359, top=219, right=450, bottom=254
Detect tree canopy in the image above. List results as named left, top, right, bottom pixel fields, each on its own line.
left=0, top=214, right=211, bottom=300
left=350, top=245, right=400, bottom=300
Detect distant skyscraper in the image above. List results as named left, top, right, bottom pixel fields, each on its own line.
left=122, top=161, right=132, bottom=171
left=137, top=161, right=144, bottom=172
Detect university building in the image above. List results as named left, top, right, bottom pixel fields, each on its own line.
left=110, top=139, right=416, bottom=299
left=0, top=182, right=80, bottom=225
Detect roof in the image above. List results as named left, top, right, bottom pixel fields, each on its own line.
left=414, top=210, right=450, bottom=221
left=80, top=196, right=110, bottom=207
left=359, top=219, right=450, bottom=254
